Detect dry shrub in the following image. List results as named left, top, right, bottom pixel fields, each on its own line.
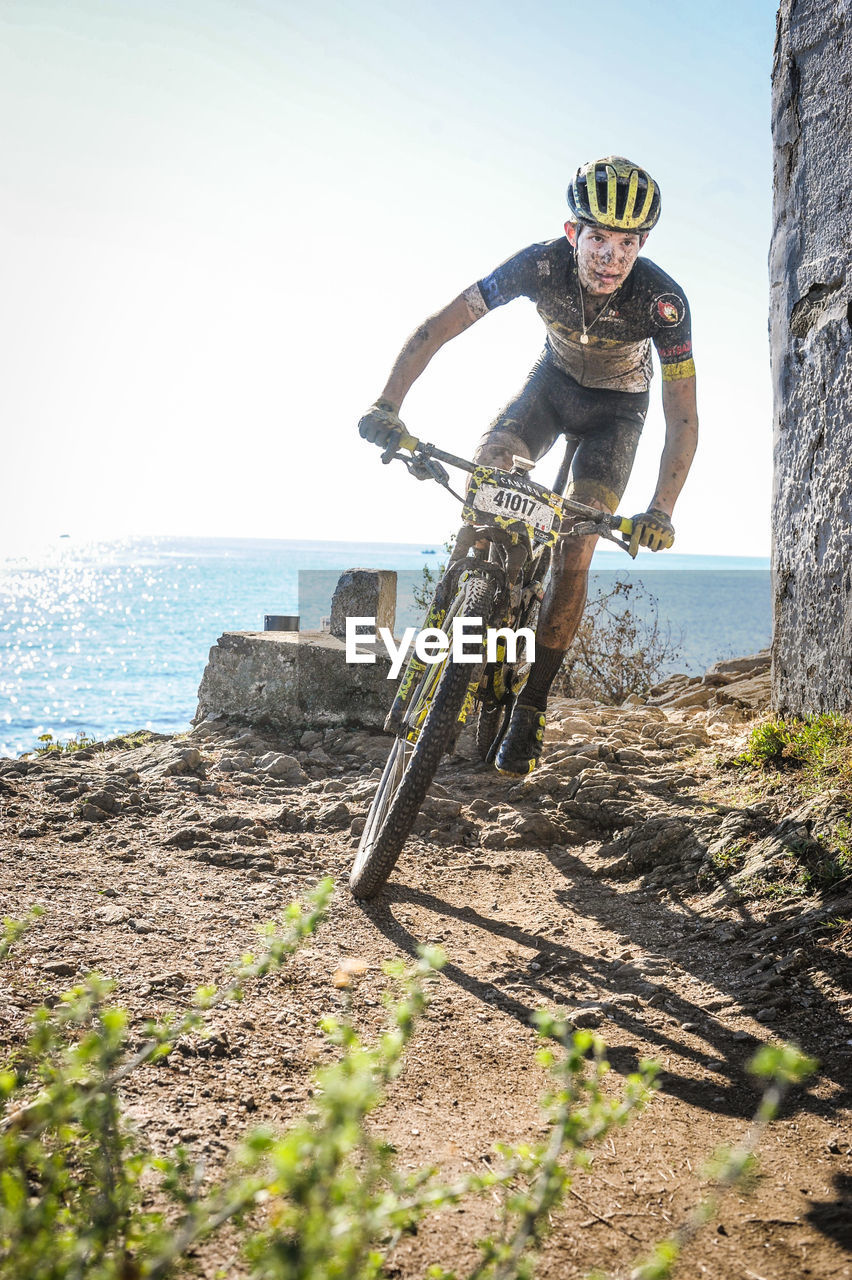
left=555, top=577, right=681, bottom=705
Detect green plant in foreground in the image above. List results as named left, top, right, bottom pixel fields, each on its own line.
left=736, top=713, right=852, bottom=788
left=0, top=883, right=333, bottom=1280
left=0, top=889, right=817, bottom=1280
left=29, top=730, right=100, bottom=757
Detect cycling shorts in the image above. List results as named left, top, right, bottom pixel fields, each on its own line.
left=475, top=354, right=649, bottom=513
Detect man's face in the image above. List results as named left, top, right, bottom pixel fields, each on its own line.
left=566, top=222, right=646, bottom=296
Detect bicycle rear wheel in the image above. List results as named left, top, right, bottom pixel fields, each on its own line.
left=474, top=698, right=505, bottom=761
left=350, top=572, right=496, bottom=899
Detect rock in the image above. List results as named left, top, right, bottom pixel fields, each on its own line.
left=670, top=727, right=710, bottom=747
left=575, top=782, right=619, bottom=804
left=707, top=705, right=746, bottom=727
left=706, top=652, right=770, bottom=679
left=60, top=826, right=91, bottom=842
left=615, top=747, right=648, bottom=766
left=209, top=813, right=243, bottom=831
left=86, top=788, right=121, bottom=813
left=163, top=747, right=206, bottom=776
left=421, top=796, right=463, bottom=822
left=191, top=717, right=227, bottom=739
left=555, top=716, right=596, bottom=737
left=77, top=803, right=112, bottom=823
left=256, top=752, right=305, bottom=781
left=44, top=960, right=76, bottom=977
left=558, top=820, right=596, bottom=845
left=504, top=812, right=561, bottom=847
left=94, top=905, right=131, bottom=925
left=316, top=800, right=351, bottom=829
left=148, top=971, right=188, bottom=990
left=661, top=685, right=715, bottom=711
left=570, top=1006, right=604, bottom=1029
left=508, top=759, right=587, bottom=797
left=164, top=825, right=213, bottom=848
left=215, top=753, right=253, bottom=774
left=599, top=816, right=693, bottom=872
left=172, top=776, right=202, bottom=795
left=715, top=672, right=772, bottom=712
left=646, top=674, right=698, bottom=704
left=300, top=731, right=323, bottom=750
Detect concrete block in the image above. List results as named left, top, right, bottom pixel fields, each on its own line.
left=329, top=569, right=397, bottom=640
left=195, top=630, right=395, bottom=731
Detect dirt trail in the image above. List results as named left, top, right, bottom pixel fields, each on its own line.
left=1, top=663, right=851, bottom=1278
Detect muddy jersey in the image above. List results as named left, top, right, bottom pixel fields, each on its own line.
left=463, top=238, right=694, bottom=393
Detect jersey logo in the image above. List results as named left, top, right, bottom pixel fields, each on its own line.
left=654, top=293, right=685, bottom=326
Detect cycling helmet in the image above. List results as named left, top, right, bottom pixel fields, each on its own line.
left=567, top=156, right=661, bottom=232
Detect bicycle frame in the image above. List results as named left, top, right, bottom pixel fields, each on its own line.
left=380, top=435, right=633, bottom=744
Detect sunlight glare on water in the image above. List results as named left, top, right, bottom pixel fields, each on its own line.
left=0, top=534, right=443, bottom=757
left=0, top=537, right=219, bottom=757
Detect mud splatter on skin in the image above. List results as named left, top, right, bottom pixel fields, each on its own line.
left=571, top=224, right=644, bottom=299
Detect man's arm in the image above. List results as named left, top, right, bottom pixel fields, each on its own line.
left=650, top=374, right=699, bottom=516
left=378, top=290, right=484, bottom=413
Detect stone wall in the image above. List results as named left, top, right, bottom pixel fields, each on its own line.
left=770, top=0, right=852, bottom=714
left=195, top=630, right=395, bottom=731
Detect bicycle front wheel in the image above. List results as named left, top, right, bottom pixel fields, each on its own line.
left=350, top=572, right=497, bottom=899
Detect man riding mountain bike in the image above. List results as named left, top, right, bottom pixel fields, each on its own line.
left=359, top=156, right=698, bottom=777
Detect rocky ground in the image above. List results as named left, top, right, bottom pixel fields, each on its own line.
left=1, top=650, right=851, bottom=1278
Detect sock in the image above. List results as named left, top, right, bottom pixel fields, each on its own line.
left=522, top=643, right=567, bottom=711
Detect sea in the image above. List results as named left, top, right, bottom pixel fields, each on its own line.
left=0, top=536, right=771, bottom=759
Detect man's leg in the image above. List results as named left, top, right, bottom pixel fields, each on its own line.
left=495, top=407, right=645, bottom=776
left=519, top=510, right=603, bottom=709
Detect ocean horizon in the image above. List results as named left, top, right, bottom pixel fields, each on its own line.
left=0, top=535, right=772, bottom=759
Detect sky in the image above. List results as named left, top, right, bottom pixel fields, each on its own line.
left=0, top=0, right=779, bottom=556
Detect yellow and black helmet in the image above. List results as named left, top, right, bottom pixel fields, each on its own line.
left=567, top=156, right=661, bottom=232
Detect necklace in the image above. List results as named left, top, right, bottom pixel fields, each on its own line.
left=579, top=284, right=620, bottom=345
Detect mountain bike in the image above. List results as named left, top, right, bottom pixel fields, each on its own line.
left=349, top=431, right=635, bottom=899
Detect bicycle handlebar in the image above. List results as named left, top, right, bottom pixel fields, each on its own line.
left=378, top=433, right=635, bottom=544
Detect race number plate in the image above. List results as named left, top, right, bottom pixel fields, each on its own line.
left=471, top=480, right=556, bottom=538
left=463, top=467, right=562, bottom=547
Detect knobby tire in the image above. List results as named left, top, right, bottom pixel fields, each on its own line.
left=475, top=699, right=507, bottom=762
left=350, top=573, right=497, bottom=899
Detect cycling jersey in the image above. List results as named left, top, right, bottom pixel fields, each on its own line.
left=464, top=237, right=694, bottom=394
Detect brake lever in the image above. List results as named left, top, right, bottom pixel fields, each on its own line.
left=565, top=520, right=637, bottom=556
left=400, top=454, right=450, bottom=484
